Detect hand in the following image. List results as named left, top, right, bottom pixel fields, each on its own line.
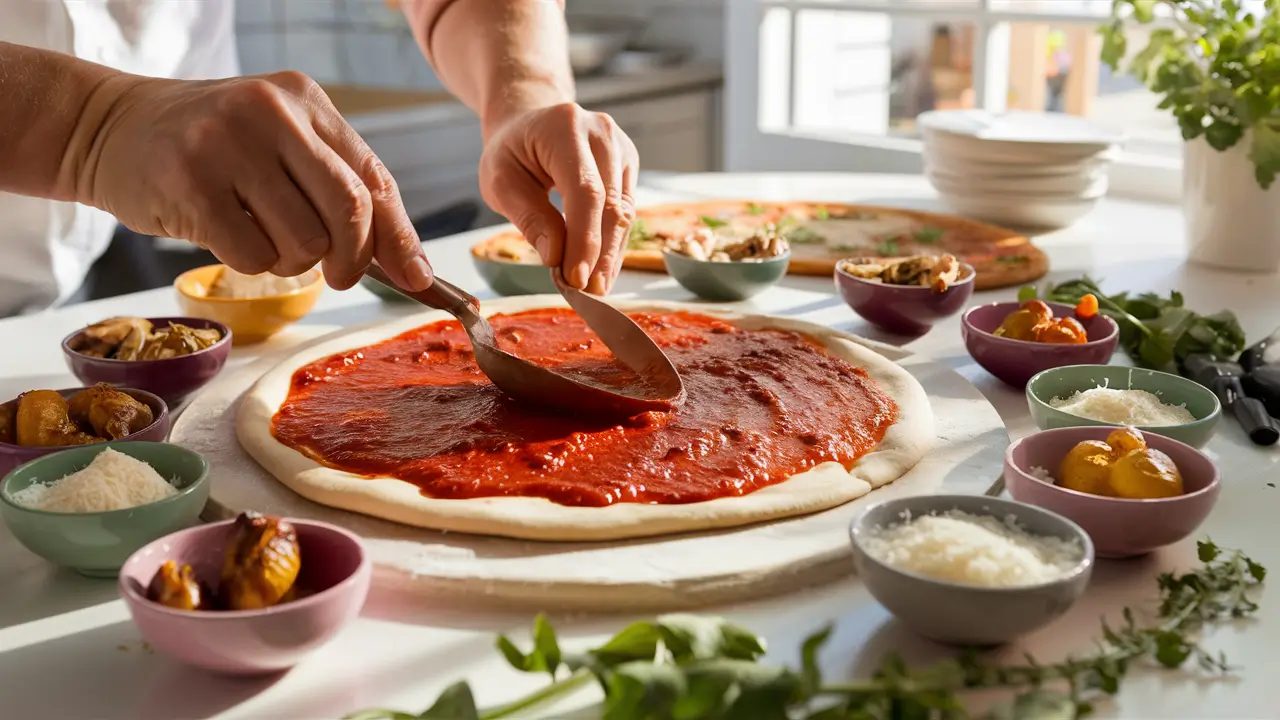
left=79, top=71, right=433, bottom=292
left=478, top=103, right=639, bottom=295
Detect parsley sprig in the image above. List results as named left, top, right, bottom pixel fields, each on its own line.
left=1100, top=0, right=1280, bottom=188
left=346, top=539, right=1263, bottom=720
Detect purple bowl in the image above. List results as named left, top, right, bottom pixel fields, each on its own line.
left=0, top=387, right=169, bottom=477
left=62, top=317, right=232, bottom=405
left=118, top=518, right=371, bottom=676
left=834, top=263, right=975, bottom=335
left=1005, top=426, right=1220, bottom=558
left=961, top=301, right=1118, bottom=387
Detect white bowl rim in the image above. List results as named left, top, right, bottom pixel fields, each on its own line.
left=1025, top=364, right=1224, bottom=431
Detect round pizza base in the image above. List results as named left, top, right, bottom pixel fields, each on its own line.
left=236, top=299, right=934, bottom=542
left=173, top=308, right=1009, bottom=612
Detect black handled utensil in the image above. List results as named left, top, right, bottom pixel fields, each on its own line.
left=1183, top=354, right=1279, bottom=446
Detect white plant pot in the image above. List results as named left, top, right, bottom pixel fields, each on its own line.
left=1183, top=135, right=1280, bottom=273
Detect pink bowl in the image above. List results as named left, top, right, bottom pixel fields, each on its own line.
left=0, top=387, right=169, bottom=477
left=1005, top=426, right=1220, bottom=558
left=118, top=518, right=371, bottom=675
left=834, top=262, right=976, bottom=335
left=62, top=317, right=232, bottom=405
left=961, top=301, right=1119, bottom=388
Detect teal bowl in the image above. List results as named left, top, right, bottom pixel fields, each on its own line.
left=0, top=442, right=210, bottom=577
left=471, top=254, right=557, bottom=296
left=1027, top=365, right=1222, bottom=449
left=663, top=250, right=790, bottom=302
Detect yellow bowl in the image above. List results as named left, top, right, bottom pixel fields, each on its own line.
left=174, top=264, right=324, bottom=345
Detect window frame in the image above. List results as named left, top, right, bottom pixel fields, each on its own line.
left=724, top=0, right=1184, bottom=204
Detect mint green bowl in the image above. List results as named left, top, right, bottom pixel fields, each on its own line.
left=663, top=249, right=790, bottom=302
left=1026, top=365, right=1222, bottom=449
left=0, top=442, right=209, bottom=577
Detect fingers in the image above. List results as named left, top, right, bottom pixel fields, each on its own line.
left=190, top=193, right=279, bottom=275
left=586, top=116, right=637, bottom=295
left=304, top=90, right=431, bottom=292
left=544, top=114, right=605, bottom=290
left=480, top=154, right=568, bottom=269
left=278, top=128, right=374, bottom=288
left=233, top=166, right=331, bottom=277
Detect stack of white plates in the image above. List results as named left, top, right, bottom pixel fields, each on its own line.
left=918, top=110, right=1125, bottom=229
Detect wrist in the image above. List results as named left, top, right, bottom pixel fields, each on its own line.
left=61, top=72, right=155, bottom=208
left=480, top=77, right=575, bottom=140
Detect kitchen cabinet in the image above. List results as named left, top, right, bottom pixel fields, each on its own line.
left=327, top=64, right=724, bottom=228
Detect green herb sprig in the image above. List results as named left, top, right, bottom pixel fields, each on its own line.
left=1100, top=0, right=1280, bottom=188
left=1018, top=276, right=1246, bottom=373
left=347, top=539, right=1263, bottom=720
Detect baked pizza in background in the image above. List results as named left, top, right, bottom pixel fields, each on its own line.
left=473, top=200, right=1049, bottom=291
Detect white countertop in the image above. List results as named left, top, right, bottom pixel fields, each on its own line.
left=1, top=173, right=1277, bottom=719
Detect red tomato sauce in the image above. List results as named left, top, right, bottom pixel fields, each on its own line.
left=271, top=309, right=898, bottom=507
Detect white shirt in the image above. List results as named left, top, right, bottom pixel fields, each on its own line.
left=0, top=0, right=239, bottom=316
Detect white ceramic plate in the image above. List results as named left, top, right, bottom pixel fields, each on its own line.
left=918, top=109, right=1127, bottom=145
left=924, top=149, right=1116, bottom=179
left=936, top=190, right=1101, bottom=230
left=923, top=129, right=1117, bottom=165
left=925, top=165, right=1110, bottom=199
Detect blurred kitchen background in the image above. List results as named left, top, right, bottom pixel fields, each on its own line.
left=103, top=0, right=1177, bottom=298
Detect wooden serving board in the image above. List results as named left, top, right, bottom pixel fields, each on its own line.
left=172, top=323, right=1008, bottom=612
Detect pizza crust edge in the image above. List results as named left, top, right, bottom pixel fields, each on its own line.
left=236, top=298, right=935, bottom=542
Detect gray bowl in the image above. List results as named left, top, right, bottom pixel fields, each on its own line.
left=849, top=494, right=1094, bottom=646
left=663, top=250, right=790, bottom=302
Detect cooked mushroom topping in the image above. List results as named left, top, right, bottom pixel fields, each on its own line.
left=665, top=227, right=789, bottom=263
left=838, top=254, right=963, bottom=293
left=70, top=317, right=222, bottom=360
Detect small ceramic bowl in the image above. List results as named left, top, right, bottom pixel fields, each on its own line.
left=850, top=494, right=1093, bottom=646
left=62, top=318, right=231, bottom=405
left=0, top=387, right=169, bottom=476
left=1005, top=426, right=1220, bottom=558
left=663, top=249, right=790, bottom=302
left=1027, top=365, right=1222, bottom=448
left=119, top=518, right=372, bottom=675
left=470, top=254, right=558, bottom=296
left=961, top=301, right=1120, bottom=387
left=0, top=442, right=209, bottom=576
left=175, top=264, right=323, bottom=345
left=834, top=262, right=976, bottom=335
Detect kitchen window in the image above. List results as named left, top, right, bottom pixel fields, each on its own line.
left=724, top=0, right=1185, bottom=202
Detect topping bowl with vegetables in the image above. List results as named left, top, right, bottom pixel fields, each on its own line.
left=119, top=512, right=371, bottom=675
left=834, top=254, right=975, bottom=335
left=1027, top=364, right=1222, bottom=448
left=469, top=234, right=558, bottom=296
left=63, top=316, right=232, bottom=404
left=962, top=300, right=1119, bottom=387
left=661, top=225, right=791, bottom=302
left=1005, top=426, right=1220, bottom=558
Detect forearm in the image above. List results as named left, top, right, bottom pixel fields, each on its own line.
left=400, top=0, right=575, bottom=139
left=0, top=42, right=135, bottom=203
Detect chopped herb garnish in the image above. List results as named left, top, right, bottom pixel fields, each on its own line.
left=746, top=202, right=765, bottom=215
left=785, top=226, right=825, bottom=245
left=914, top=227, right=944, bottom=244
left=627, top=220, right=655, bottom=250
left=700, top=215, right=728, bottom=229
left=814, top=205, right=830, bottom=221
left=996, top=255, right=1029, bottom=264
left=875, top=238, right=900, bottom=256
left=348, top=539, right=1265, bottom=720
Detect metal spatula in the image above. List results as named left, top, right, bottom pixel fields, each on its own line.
left=362, top=264, right=686, bottom=417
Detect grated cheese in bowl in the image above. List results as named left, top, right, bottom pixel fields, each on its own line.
left=10, top=448, right=177, bottom=513
left=860, top=509, right=1083, bottom=588
left=1047, top=384, right=1195, bottom=427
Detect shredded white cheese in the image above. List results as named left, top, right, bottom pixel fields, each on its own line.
left=1047, top=386, right=1195, bottom=427
left=209, top=268, right=317, bottom=299
left=10, top=448, right=178, bottom=513
left=861, top=510, right=1083, bottom=588
left=1028, top=466, right=1057, bottom=483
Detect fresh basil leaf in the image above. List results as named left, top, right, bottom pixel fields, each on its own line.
left=913, top=227, right=943, bottom=244
left=342, top=710, right=418, bottom=720
left=996, top=256, right=1029, bottom=264
left=602, top=661, right=685, bottom=720
left=415, top=682, right=480, bottom=720
left=683, top=660, right=798, bottom=720
left=628, top=220, right=655, bottom=249
left=990, top=690, right=1077, bottom=720
left=495, top=614, right=561, bottom=676
left=592, top=621, right=665, bottom=667
left=747, top=202, right=765, bottom=215
left=700, top=215, right=729, bottom=229
left=875, top=238, right=900, bottom=256
left=652, top=614, right=767, bottom=663
left=799, top=624, right=833, bottom=697
left=1153, top=629, right=1194, bottom=668
left=785, top=226, right=826, bottom=244
left=815, top=205, right=831, bottom=220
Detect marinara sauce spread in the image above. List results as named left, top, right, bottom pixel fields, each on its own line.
left=272, top=309, right=898, bottom=507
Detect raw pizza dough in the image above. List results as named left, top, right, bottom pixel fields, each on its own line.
left=237, top=298, right=935, bottom=541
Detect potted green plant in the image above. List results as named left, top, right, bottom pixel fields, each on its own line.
left=1101, top=0, right=1280, bottom=272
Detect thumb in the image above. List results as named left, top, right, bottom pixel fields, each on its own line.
left=484, top=165, right=567, bottom=269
